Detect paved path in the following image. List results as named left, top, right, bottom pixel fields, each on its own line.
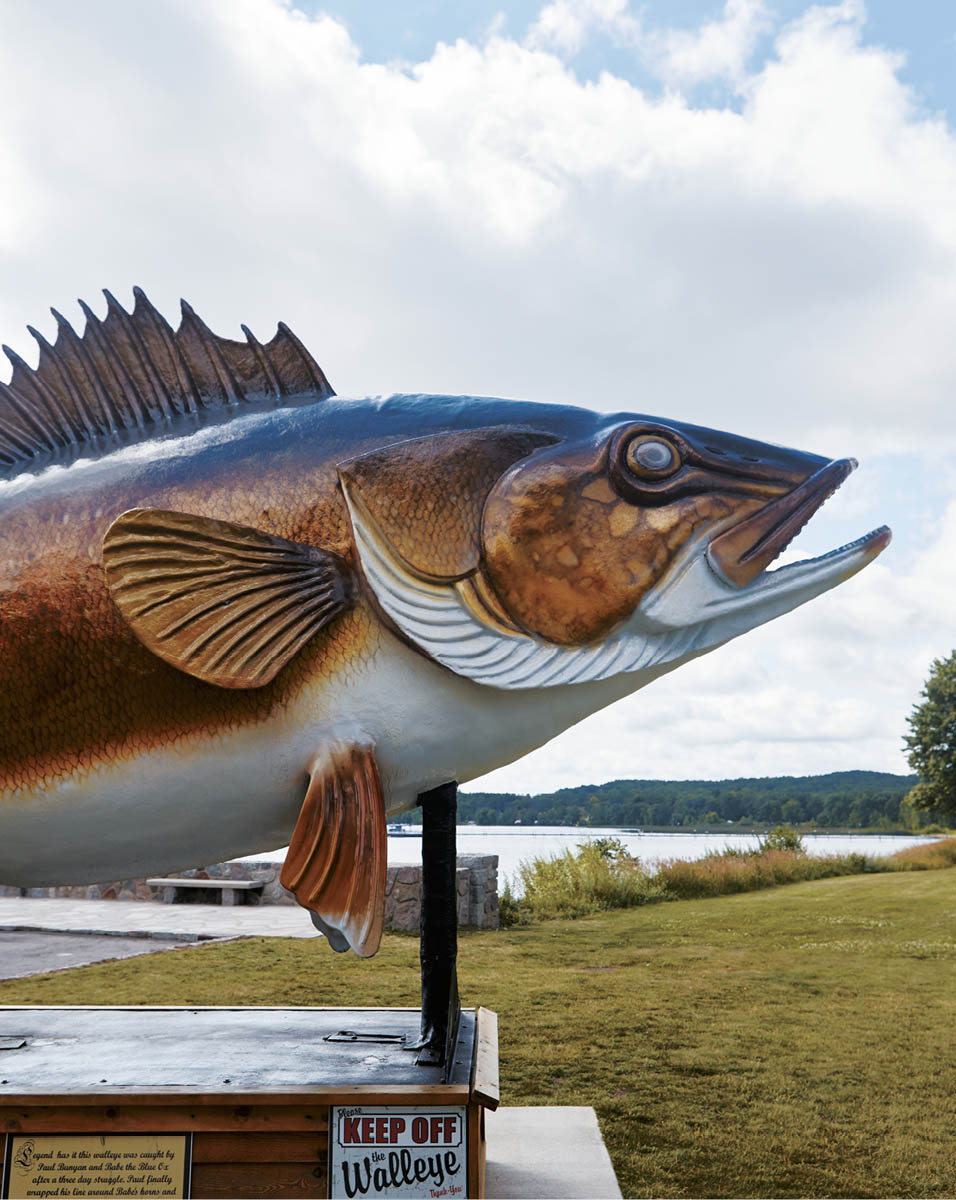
left=0, top=930, right=201, bottom=980
left=486, top=1106, right=622, bottom=1199
left=0, top=897, right=319, bottom=940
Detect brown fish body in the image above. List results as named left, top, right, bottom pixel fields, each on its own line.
left=0, top=393, right=658, bottom=882
left=0, top=290, right=890, bottom=952
left=0, top=413, right=352, bottom=798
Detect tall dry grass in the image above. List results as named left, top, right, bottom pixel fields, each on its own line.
left=889, top=835, right=956, bottom=869
left=652, top=847, right=880, bottom=899
left=501, top=833, right=956, bottom=923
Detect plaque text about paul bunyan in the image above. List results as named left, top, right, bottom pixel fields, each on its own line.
left=2, top=1133, right=191, bottom=1199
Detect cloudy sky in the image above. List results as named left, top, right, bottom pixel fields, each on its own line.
left=1, top=0, right=953, bottom=792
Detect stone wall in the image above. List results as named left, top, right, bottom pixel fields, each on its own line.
left=0, top=854, right=500, bottom=931
left=384, top=855, right=499, bottom=931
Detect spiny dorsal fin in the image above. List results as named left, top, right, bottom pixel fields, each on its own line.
left=0, top=287, right=334, bottom=475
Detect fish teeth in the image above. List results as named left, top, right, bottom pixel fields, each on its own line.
left=766, top=526, right=889, bottom=576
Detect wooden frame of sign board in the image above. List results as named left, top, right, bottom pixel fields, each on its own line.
left=0, top=1006, right=499, bottom=1200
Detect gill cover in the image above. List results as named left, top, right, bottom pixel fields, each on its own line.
left=337, top=429, right=558, bottom=581
left=337, top=425, right=757, bottom=689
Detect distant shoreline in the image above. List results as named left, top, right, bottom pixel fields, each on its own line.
left=390, top=819, right=949, bottom=835
left=445, top=769, right=948, bottom=833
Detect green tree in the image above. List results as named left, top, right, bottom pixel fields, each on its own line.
left=904, top=652, right=956, bottom=819
left=781, top=799, right=804, bottom=825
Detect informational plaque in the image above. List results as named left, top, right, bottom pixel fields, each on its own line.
left=2, top=1133, right=191, bottom=1199
left=329, top=1106, right=467, bottom=1199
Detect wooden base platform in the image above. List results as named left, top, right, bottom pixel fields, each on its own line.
left=0, top=1006, right=498, bottom=1199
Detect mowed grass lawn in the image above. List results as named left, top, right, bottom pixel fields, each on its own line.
left=2, top=870, right=955, bottom=1198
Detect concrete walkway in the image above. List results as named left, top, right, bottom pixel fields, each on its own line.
left=0, top=896, right=319, bottom=940
left=486, top=1106, right=623, bottom=1199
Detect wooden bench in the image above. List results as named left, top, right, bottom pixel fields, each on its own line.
left=146, top=877, right=264, bottom=906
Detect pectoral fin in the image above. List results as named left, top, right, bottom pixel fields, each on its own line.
left=280, top=744, right=386, bottom=958
left=103, top=508, right=352, bottom=688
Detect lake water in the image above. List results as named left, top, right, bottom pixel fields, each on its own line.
left=241, top=827, right=941, bottom=893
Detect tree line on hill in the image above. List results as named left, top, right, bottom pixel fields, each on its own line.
left=452, top=770, right=946, bottom=830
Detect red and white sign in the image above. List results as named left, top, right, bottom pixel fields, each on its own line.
left=329, top=1105, right=467, bottom=1199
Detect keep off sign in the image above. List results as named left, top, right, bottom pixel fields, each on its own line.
left=329, top=1106, right=467, bottom=1199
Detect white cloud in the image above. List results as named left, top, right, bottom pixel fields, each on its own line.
left=525, top=0, right=770, bottom=87
left=0, top=0, right=953, bottom=789
left=525, top=0, right=641, bottom=57
left=3, top=0, right=952, bottom=454
left=644, top=0, right=772, bottom=86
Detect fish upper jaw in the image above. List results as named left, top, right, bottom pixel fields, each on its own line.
left=706, top=458, right=858, bottom=587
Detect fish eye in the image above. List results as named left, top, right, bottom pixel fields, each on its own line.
left=624, top=435, right=681, bottom=479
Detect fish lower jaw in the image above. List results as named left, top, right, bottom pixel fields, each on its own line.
left=708, top=523, right=892, bottom=601
left=640, top=523, right=890, bottom=648
left=759, top=525, right=891, bottom=577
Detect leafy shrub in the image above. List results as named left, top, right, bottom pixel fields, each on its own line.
left=515, top=841, right=667, bottom=921
left=759, top=825, right=806, bottom=854
left=497, top=879, right=530, bottom=928
left=589, top=836, right=631, bottom=861
left=653, top=848, right=887, bottom=899
left=703, top=844, right=758, bottom=859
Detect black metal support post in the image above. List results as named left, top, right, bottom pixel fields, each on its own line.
left=407, top=779, right=460, bottom=1075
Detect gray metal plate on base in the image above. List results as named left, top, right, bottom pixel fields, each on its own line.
left=0, top=1007, right=476, bottom=1093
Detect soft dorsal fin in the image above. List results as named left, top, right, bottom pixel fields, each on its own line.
left=0, top=287, right=334, bottom=475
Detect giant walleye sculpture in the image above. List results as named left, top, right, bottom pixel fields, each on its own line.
left=0, top=290, right=889, bottom=1055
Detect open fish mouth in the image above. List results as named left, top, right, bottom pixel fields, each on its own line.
left=707, top=458, right=891, bottom=589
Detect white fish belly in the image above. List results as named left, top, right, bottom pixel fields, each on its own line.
left=0, top=631, right=636, bottom=888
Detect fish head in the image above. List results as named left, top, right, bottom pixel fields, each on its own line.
left=481, top=416, right=888, bottom=648
left=340, top=407, right=890, bottom=691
